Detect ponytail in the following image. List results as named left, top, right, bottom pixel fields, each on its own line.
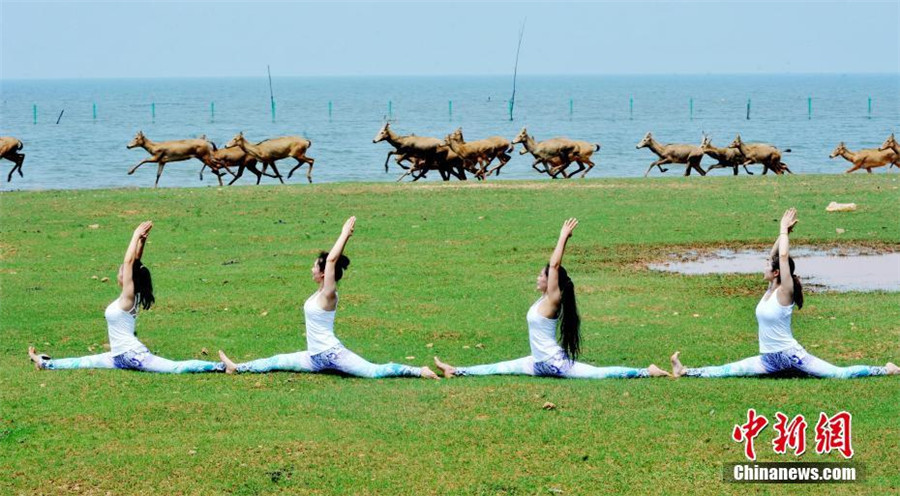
left=772, top=256, right=803, bottom=310
left=132, top=260, right=155, bottom=310
left=550, top=265, right=581, bottom=360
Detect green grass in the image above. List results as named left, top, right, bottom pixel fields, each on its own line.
left=1, top=175, right=898, bottom=495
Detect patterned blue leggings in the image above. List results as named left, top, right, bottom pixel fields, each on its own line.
left=684, top=346, right=887, bottom=379
left=456, top=351, right=650, bottom=379
left=233, top=345, right=422, bottom=378
left=43, top=348, right=225, bottom=373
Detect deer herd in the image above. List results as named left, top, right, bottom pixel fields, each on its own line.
left=1, top=130, right=898, bottom=186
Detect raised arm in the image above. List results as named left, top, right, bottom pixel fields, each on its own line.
left=541, top=218, right=578, bottom=314
left=119, top=221, right=153, bottom=310
left=775, top=208, right=797, bottom=305
left=318, top=216, right=355, bottom=309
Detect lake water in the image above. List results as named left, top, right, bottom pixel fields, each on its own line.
left=1, top=74, right=898, bottom=190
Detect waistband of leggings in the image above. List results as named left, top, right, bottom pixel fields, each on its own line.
left=113, top=345, right=150, bottom=358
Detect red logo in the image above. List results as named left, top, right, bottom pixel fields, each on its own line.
left=815, top=411, right=854, bottom=459
left=732, top=408, right=769, bottom=461
left=772, top=412, right=807, bottom=456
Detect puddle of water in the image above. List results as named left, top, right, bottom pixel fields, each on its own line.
left=649, top=248, right=900, bottom=292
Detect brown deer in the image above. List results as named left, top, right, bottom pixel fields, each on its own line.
left=700, top=135, right=752, bottom=175
left=442, top=128, right=513, bottom=178
left=212, top=145, right=283, bottom=185
left=879, top=133, right=900, bottom=158
left=829, top=142, right=899, bottom=174
left=397, top=148, right=468, bottom=182
left=545, top=138, right=600, bottom=178
left=727, top=134, right=792, bottom=175
left=373, top=123, right=464, bottom=181
left=226, top=132, right=315, bottom=183
left=127, top=131, right=222, bottom=187
left=0, top=136, right=25, bottom=183
left=636, top=132, right=705, bottom=177
left=512, top=128, right=579, bottom=177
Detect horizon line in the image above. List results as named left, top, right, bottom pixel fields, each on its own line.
left=3, top=71, right=898, bottom=82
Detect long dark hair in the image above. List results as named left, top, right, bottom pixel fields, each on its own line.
left=132, top=260, right=155, bottom=310
left=317, top=251, right=351, bottom=281
left=546, top=264, right=581, bottom=360
left=772, top=255, right=803, bottom=309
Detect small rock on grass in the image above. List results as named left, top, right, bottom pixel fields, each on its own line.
left=542, top=402, right=556, bottom=410
left=100, top=277, right=109, bottom=283
left=88, top=224, right=100, bottom=229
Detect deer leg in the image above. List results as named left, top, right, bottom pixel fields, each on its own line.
left=488, top=153, right=511, bottom=176
left=778, top=162, right=793, bottom=174
left=8, top=155, right=24, bottom=181
left=645, top=159, right=667, bottom=177
left=384, top=151, right=397, bottom=173
left=579, top=159, right=595, bottom=178
left=569, top=160, right=586, bottom=178
left=532, top=158, right=549, bottom=174
left=305, top=157, right=315, bottom=183
left=266, top=162, right=285, bottom=184
left=128, top=156, right=159, bottom=175
left=154, top=162, right=166, bottom=188
left=742, top=163, right=755, bottom=175
left=215, top=169, right=225, bottom=186
left=228, top=164, right=246, bottom=186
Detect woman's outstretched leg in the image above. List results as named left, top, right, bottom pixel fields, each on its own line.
left=324, top=347, right=438, bottom=379
left=565, top=361, right=670, bottom=379
left=128, top=352, right=225, bottom=373
left=30, top=347, right=116, bottom=371
left=434, top=356, right=536, bottom=378
left=794, top=351, right=899, bottom=379
left=671, top=351, right=768, bottom=378
left=219, top=350, right=314, bottom=374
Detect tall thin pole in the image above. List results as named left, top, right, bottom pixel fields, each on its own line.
left=268, top=65, right=276, bottom=122
left=509, top=19, right=526, bottom=121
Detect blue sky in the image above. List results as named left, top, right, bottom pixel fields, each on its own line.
left=1, top=1, right=897, bottom=79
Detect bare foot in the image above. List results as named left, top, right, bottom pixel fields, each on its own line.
left=670, top=351, right=686, bottom=378
left=647, top=364, right=672, bottom=378
left=886, top=362, right=900, bottom=375
left=28, top=346, right=47, bottom=371
left=218, top=350, right=237, bottom=374
left=420, top=366, right=440, bottom=380
left=433, top=356, right=456, bottom=378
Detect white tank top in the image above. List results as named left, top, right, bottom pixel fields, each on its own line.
left=304, top=290, right=342, bottom=354
left=527, top=296, right=562, bottom=362
left=756, top=287, right=798, bottom=353
left=106, top=297, right=146, bottom=355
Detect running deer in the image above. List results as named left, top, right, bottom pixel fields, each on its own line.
left=635, top=132, right=706, bottom=177
left=211, top=145, right=283, bottom=185
left=0, top=136, right=25, bottom=183
left=545, top=138, right=600, bottom=179
left=373, top=123, right=464, bottom=181
left=442, top=128, right=513, bottom=178
left=127, top=131, right=223, bottom=187
left=512, top=128, right=579, bottom=176
left=829, top=142, right=899, bottom=174
left=226, top=132, right=315, bottom=183
left=701, top=135, right=752, bottom=175
left=727, top=134, right=793, bottom=175
left=879, top=133, right=900, bottom=157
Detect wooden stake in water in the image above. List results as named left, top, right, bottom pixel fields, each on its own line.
left=56, top=109, right=64, bottom=124
left=268, top=65, right=276, bottom=123
left=388, top=100, right=393, bottom=119
left=569, top=98, right=573, bottom=118
left=33, top=104, right=37, bottom=125
left=210, top=102, right=215, bottom=122
left=328, top=101, right=333, bottom=121
left=808, top=97, right=812, bottom=120
left=449, top=100, right=452, bottom=121
left=508, top=18, right=526, bottom=121
left=746, top=99, right=751, bottom=120
left=629, top=97, right=633, bottom=120
left=690, top=98, right=693, bottom=121
left=151, top=102, right=156, bottom=122
left=868, top=97, right=872, bottom=119
left=93, top=103, right=97, bottom=121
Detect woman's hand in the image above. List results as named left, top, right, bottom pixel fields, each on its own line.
left=560, top=218, right=578, bottom=239
left=780, top=208, right=797, bottom=234
left=341, top=216, right=356, bottom=238
left=134, top=221, right=153, bottom=239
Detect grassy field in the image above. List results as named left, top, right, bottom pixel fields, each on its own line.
left=1, top=174, right=898, bottom=495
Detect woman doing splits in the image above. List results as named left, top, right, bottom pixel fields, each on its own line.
left=218, top=217, right=438, bottom=379
left=28, top=221, right=225, bottom=373
left=434, top=218, right=670, bottom=379
left=671, top=208, right=899, bottom=379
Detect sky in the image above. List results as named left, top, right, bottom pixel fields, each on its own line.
left=1, top=1, right=898, bottom=79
